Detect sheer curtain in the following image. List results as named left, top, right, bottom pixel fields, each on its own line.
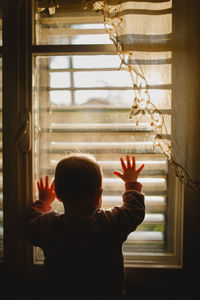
left=36, top=0, right=200, bottom=194
left=119, top=0, right=200, bottom=192
left=86, top=0, right=200, bottom=193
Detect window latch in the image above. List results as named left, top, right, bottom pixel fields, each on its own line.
left=14, top=111, right=31, bottom=152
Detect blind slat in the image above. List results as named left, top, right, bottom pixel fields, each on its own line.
left=127, top=231, right=163, bottom=242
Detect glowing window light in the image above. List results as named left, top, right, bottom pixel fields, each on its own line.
left=50, top=72, right=70, bottom=88
left=103, top=178, right=166, bottom=184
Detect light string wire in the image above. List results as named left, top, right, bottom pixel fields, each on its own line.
left=37, top=0, right=200, bottom=194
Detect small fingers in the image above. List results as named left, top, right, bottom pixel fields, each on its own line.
left=120, top=157, right=127, bottom=172
left=37, top=181, right=41, bottom=192
left=131, top=156, right=136, bottom=170
left=45, top=176, right=49, bottom=188
left=136, top=164, right=145, bottom=174
left=113, top=171, right=124, bottom=181
left=126, top=155, right=131, bottom=169
left=40, top=177, right=44, bottom=190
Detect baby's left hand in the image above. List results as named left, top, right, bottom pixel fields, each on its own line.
left=37, top=176, right=56, bottom=205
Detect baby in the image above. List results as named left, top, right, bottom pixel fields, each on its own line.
left=25, top=154, right=145, bottom=300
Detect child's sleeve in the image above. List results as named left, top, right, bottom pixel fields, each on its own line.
left=24, top=201, right=55, bottom=247
left=102, top=181, right=145, bottom=240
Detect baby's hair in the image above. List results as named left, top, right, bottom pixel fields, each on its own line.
left=55, top=153, right=103, bottom=204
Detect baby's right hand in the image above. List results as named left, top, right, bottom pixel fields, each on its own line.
left=113, top=155, right=144, bottom=183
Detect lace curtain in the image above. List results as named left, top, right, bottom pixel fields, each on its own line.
left=36, top=0, right=200, bottom=194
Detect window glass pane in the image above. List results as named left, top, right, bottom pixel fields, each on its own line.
left=50, top=56, right=70, bottom=69
left=71, top=34, right=112, bottom=45
left=34, top=5, right=111, bottom=45
left=74, top=70, right=132, bottom=88
left=50, top=91, right=72, bottom=106
left=75, top=90, right=133, bottom=106
left=73, top=55, right=121, bottom=69
left=50, top=72, right=71, bottom=88
left=71, top=23, right=105, bottom=29
left=33, top=54, right=171, bottom=262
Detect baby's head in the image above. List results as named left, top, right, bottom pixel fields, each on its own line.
left=55, top=153, right=103, bottom=210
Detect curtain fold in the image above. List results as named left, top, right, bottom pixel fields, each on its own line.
left=172, top=0, right=200, bottom=186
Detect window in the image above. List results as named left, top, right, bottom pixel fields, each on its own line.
left=32, top=0, right=182, bottom=267
left=2, top=0, right=200, bottom=296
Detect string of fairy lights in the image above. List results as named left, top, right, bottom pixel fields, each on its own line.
left=36, top=0, right=200, bottom=194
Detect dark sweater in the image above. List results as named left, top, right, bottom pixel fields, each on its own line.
left=24, top=183, right=145, bottom=300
